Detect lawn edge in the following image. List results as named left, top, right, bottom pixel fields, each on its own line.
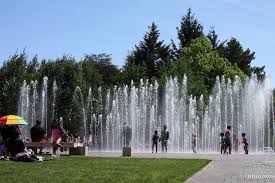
left=184, top=159, right=211, bottom=182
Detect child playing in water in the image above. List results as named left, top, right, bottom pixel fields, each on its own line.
left=224, top=126, right=232, bottom=154
left=152, top=130, right=159, bottom=153
left=192, top=134, right=197, bottom=154
left=220, top=132, right=226, bottom=154
left=241, top=133, right=248, bottom=154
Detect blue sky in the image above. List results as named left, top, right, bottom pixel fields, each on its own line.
left=1, top=0, right=274, bottom=86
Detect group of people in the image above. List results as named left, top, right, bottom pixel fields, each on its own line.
left=152, top=125, right=249, bottom=155
left=0, top=118, right=72, bottom=161
left=0, top=120, right=251, bottom=160
left=220, top=125, right=249, bottom=154
left=151, top=125, right=170, bottom=153
left=30, top=119, right=73, bottom=156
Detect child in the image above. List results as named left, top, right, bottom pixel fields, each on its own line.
left=219, top=132, right=225, bottom=154
left=50, top=119, right=69, bottom=157
left=192, top=134, right=197, bottom=154
left=152, top=130, right=159, bottom=153
left=224, top=126, right=232, bottom=154
left=241, top=133, right=248, bottom=154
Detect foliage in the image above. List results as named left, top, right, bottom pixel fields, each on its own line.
left=177, top=8, right=204, bottom=49
left=123, top=22, right=171, bottom=81
left=0, top=8, right=268, bottom=135
left=213, top=37, right=265, bottom=79
left=175, top=37, right=245, bottom=97
left=0, top=53, right=28, bottom=115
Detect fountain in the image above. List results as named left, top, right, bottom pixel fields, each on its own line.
left=88, top=75, right=274, bottom=153
left=17, top=74, right=274, bottom=153
left=71, top=86, right=87, bottom=141
left=17, top=76, right=57, bottom=139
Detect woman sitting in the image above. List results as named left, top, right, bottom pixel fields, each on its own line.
left=5, top=125, right=38, bottom=162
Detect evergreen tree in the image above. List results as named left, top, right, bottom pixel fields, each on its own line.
left=123, top=22, right=171, bottom=81
left=218, top=38, right=264, bottom=78
left=207, top=27, right=219, bottom=49
left=177, top=8, right=204, bottom=48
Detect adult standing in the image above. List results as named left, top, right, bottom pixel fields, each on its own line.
left=160, top=125, right=169, bottom=153
left=224, top=125, right=232, bottom=154
left=122, top=124, right=132, bottom=147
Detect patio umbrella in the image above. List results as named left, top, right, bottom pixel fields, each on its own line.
left=0, top=115, right=28, bottom=125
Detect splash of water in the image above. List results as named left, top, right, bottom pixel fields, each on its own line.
left=88, top=75, right=274, bottom=153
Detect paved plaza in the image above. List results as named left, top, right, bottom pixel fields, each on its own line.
left=89, top=152, right=275, bottom=183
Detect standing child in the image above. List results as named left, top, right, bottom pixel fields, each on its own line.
left=224, top=126, right=232, bottom=154
left=241, top=133, right=248, bottom=154
left=192, top=134, right=197, bottom=154
left=50, top=119, right=69, bottom=157
left=220, top=132, right=225, bottom=154
left=152, top=130, right=159, bottom=153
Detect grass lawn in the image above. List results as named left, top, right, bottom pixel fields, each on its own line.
left=0, top=157, right=209, bottom=183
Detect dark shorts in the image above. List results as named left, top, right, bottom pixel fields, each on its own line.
left=161, top=141, right=168, bottom=146
left=224, top=139, right=231, bottom=147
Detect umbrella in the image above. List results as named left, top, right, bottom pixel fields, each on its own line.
left=0, top=115, right=28, bottom=125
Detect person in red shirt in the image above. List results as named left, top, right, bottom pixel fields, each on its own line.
left=50, top=119, right=69, bottom=156
left=30, top=120, right=46, bottom=154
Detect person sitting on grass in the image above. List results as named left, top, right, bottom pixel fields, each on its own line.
left=0, top=125, right=7, bottom=159
left=152, top=130, right=159, bottom=153
left=241, top=133, right=248, bottom=154
left=50, top=119, right=70, bottom=157
left=5, top=125, right=38, bottom=162
left=30, top=120, right=46, bottom=154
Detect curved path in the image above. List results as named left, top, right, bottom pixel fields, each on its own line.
left=89, top=152, right=275, bottom=183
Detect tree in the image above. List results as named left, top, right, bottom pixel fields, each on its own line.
left=0, top=53, right=28, bottom=115
left=84, top=54, right=120, bottom=86
left=175, top=37, right=245, bottom=97
left=177, top=8, right=204, bottom=48
left=123, top=22, right=171, bottom=81
left=207, top=27, right=219, bottom=49
left=218, top=38, right=264, bottom=78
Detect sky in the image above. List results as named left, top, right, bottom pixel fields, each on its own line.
left=0, top=0, right=274, bottom=86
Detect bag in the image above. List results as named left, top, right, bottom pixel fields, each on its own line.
left=15, top=154, right=37, bottom=162
left=13, top=150, right=39, bottom=162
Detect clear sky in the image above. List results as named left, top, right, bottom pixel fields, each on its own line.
left=1, top=0, right=274, bottom=86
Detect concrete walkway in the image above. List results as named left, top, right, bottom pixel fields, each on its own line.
left=89, top=152, right=275, bottom=183
left=186, top=154, right=275, bottom=183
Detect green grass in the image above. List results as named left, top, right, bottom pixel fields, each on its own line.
left=0, top=157, right=209, bottom=183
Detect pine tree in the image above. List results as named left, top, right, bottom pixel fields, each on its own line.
left=124, top=22, right=171, bottom=80
left=177, top=8, right=204, bottom=48
left=218, top=38, right=256, bottom=75
left=207, top=26, right=219, bottom=49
